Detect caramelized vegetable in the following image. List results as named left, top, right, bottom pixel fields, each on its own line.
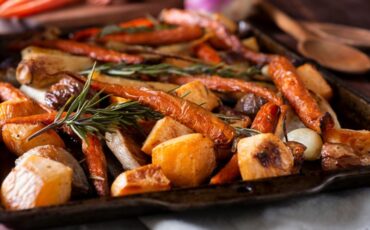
left=0, top=100, right=45, bottom=120
left=237, top=133, right=294, bottom=181
left=0, top=82, right=28, bottom=101
left=111, top=164, right=170, bottom=197
left=269, top=56, right=323, bottom=132
left=81, top=134, right=109, bottom=196
left=35, top=40, right=143, bottom=64
left=1, top=155, right=72, bottom=210
left=152, top=133, right=216, bottom=187
left=169, top=75, right=283, bottom=105
left=193, top=43, right=222, bottom=64
left=101, top=26, right=204, bottom=46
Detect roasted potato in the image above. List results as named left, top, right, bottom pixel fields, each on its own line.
left=237, top=133, right=294, bottom=181
left=105, top=129, right=148, bottom=170
left=0, top=100, right=45, bottom=120
left=2, top=123, right=65, bottom=156
left=174, top=80, right=220, bottom=111
left=141, top=117, right=193, bottom=155
left=1, top=155, right=72, bottom=210
left=296, top=63, right=333, bottom=100
left=16, top=145, right=89, bottom=193
left=152, top=133, right=216, bottom=187
left=111, top=164, right=170, bottom=197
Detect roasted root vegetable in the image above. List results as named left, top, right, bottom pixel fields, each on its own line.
left=152, top=133, right=216, bottom=187
left=105, top=129, right=148, bottom=170
left=0, top=100, right=45, bottom=120
left=174, top=80, right=220, bottom=111
left=35, top=39, right=143, bottom=64
left=2, top=123, right=65, bottom=156
left=111, top=164, right=170, bottom=197
left=296, top=63, right=333, bottom=100
left=0, top=82, right=28, bottom=101
left=17, top=46, right=93, bottom=88
left=101, top=25, right=204, bottom=46
left=237, top=133, right=294, bottom=181
left=82, top=134, right=109, bottom=197
left=269, top=56, right=323, bottom=132
left=141, top=117, right=193, bottom=155
left=287, top=128, right=323, bottom=161
left=1, top=155, right=72, bottom=210
left=251, top=102, right=280, bottom=133
left=193, top=43, right=222, bottom=64
left=242, top=37, right=260, bottom=52
left=16, top=145, right=89, bottom=193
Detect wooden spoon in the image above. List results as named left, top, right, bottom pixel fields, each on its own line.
left=259, top=1, right=370, bottom=74
left=301, top=21, right=370, bottom=48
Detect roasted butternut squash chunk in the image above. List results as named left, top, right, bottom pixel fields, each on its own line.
left=111, top=164, right=170, bottom=197
left=2, top=123, right=65, bottom=156
left=174, top=80, right=220, bottom=111
left=152, top=133, right=216, bottom=187
left=141, top=117, right=193, bottom=155
left=1, top=155, right=72, bottom=210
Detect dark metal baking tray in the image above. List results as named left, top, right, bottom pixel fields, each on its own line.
left=0, top=22, right=369, bottom=229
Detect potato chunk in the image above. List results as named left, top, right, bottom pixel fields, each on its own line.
left=237, top=133, right=294, bottom=181
left=16, top=145, right=89, bottom=193
left=111, top=164, right=170, bottom=197
left=1, top=155, right=72, bottom=210
left=296, top=63, right=333, bottom=100
left=2, top=123, right=65, bottom=156
left=0, top=100, right=45, bottom=120
left=152, top=133, right=216, bottom=187
left=174, top=80, right=220, bottom=111
left=141, top=117, right=193, bottom=155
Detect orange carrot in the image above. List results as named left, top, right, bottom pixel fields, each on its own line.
left=210, top=154, right=239, bottom=185
left=0, top=82, right=28, bottom=101
left=71, top=18, right=154, bottom=41
left=100, top=25, right=204, bottom=46
left=0, top=0, right=78, bottom=18
left=35, top=39, right=143, bottom=63
left=194, top=43, right=222, bottom=64
left=82, top=134, right=109, bottom=196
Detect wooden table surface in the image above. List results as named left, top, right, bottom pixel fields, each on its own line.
left=251, top=0, right=370, bottom=100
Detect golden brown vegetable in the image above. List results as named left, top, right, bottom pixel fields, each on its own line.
left=35, top=39, right=143, bottom=64
left=268, top=56, right=323, bottom=132
left=101, top=25, right=204, bottom=46
left=16, top=145, right=89, bottom=193
left=142, top=117, right=193, bottom=155
left=193, top=43, right=222, bottom=64
left=82, top=134, right=109, bottom=197
left=169, top=75, right=283, bottom=105
left=0, top=82, right=28, bottom=101
left=1, top=155, right=72, bottom=210
left=251, top=102, right=280, bottom=133
left=2, top=123, right=65, bottom=156
left=210, top=154, right=239, bottom=185
left=174, top=80, right=220, bottom=111
left=0, top=100, right=45, bottom=121
left=237, top=133, right=294, bottom=181
left=152, top=133, right=216, bottom=187
left=111, top=164, right=170, bottom=197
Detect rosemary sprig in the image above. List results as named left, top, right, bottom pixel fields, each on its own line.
left=29, top=63, right=161, bottom=141
left=82, top=63, right=260, bottom=80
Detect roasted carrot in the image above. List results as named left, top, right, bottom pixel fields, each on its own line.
left=194, top=43, right=222, bottom=64
left=34, top=39, right=143, bottom=64
left=71, top=18, right=154, bottom=41
left=169, top=75, right=283, bottom=105
left=82, top=134, right=109, bottom=196
left=268, top=56, right=323, bottom=133
left=0, top=0, right=78, bottom=18
left=78, top=79, right=235, bottom=145
left=251, top=102, right=280, bottom=133
left=100, top=25, right=204, bottom=46
left=210, top=101, right=280, bottom=185
left=0, top=82, right=28, bottom=101
left=160, top=9, right=271, bottom=65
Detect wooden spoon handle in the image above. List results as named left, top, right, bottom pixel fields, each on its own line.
left=258, top=0, right=309, bottom=41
